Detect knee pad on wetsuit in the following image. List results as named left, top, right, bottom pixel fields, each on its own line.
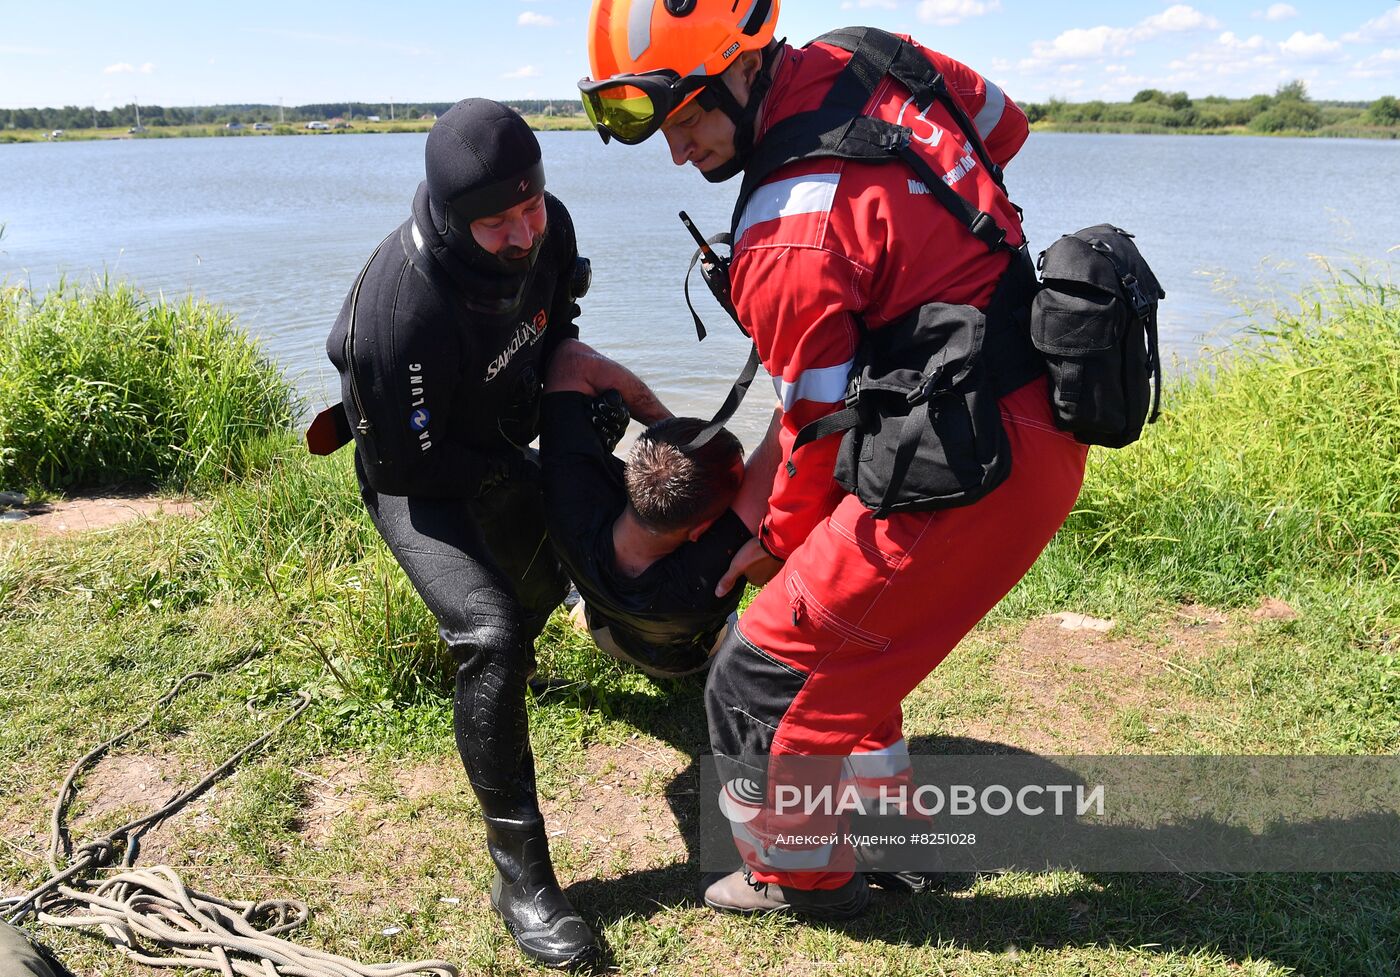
left=450, top=595, right=539, bottom=817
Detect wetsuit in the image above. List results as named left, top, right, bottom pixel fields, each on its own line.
left=704, top=33, right=1090, bottom=889
left=327, top=181, right=579, bottom=799
left=539, top=391, right=750, bottom=677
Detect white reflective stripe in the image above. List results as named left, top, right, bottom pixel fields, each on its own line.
left=411, top=221, right=427, bottom=252
left=628, top=0, right=658, bottom=61
left=974, top=78, right=1007, bottom=140
left=730, top=819, right=837, bottom=870
left=861, top=738, right=910, bottom=760
left=735, top=173, right=841, bottom=242
left=776, top=359, right=855, bottom=411
left=843, top=740, right=911, bottom=781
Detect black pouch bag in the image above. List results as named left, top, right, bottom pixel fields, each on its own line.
left=1032, top=225, right=1165, bottom=448
left=826, top=302, right=1011, bottom=518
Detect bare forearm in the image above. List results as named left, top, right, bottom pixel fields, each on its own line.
left=544, top=339, right=672, bottom=425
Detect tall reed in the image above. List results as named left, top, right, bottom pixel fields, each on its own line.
left=0, top=283, right=295, bottom=492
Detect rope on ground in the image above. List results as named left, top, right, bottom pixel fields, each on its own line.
left=35, top=867, right=457, bottom=977
left=0, top=660, right=460, bottom=977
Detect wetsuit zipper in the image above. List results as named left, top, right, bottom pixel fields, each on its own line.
left=345, top=239, right=388, bottom=436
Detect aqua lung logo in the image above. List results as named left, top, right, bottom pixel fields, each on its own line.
left=484, top=309, right=550, bottom=382
left=718, top=778, right=764, bottom=825
left=408, top=363, right=431, bottom=451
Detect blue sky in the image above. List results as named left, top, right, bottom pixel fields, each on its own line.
left=2, top=1, right=1397, bottom=109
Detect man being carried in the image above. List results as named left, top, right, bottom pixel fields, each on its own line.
left=540, top=339, right=779, bottom=678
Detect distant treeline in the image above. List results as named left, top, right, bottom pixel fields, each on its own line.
left=1026, top=82, right=1400, bottom=135
left=5, top=85, right=1398, bottom=136
left=0, top=100, right=585, bottom=131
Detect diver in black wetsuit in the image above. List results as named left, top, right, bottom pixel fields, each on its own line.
left=324, top=99, right=597, bottom=970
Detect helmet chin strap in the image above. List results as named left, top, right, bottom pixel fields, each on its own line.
left=698, top=43, right=781, bottom=185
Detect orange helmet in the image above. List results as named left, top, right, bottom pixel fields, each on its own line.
left=580, top=0, right=781, bottom=146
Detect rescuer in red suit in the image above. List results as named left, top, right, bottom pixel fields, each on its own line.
left=581, top=0, right=1088, bottom=918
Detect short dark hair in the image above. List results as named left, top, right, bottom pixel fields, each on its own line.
left=625, top=418, right=744, bottom=534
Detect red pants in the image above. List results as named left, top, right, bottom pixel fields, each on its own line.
left=705, top=378, right=1088, bottom=888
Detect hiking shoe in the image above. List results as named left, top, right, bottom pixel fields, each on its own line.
left=702, top=869, right=870, bottom=920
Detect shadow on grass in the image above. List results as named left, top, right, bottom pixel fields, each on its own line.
left=553, top=721, right=1399, bottom=977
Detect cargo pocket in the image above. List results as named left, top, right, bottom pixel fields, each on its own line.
left=785, top=572, right=890, bottom=654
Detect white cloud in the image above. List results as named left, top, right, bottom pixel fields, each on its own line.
left=517, top=12, right=556, bottom=27
left=1349, top=47, right=1400, bottom=79
left=503, top=65, right=542, bottom=79
left=1030, top=25, right=1129, bottom=62
left=1253, top=4, right=1298, bottom=22
left=841, top=0, right=898, bottom=9
left=103, top=62, right=135, bottom=74
left=916, top=0, right=1001, bottom=26
left=1139, top=4, right=1221, bottom=35
left=1342, top=7, right=1400, bottom=44
left=139, top=62, right=155, bottom=74
left=1164, top=31, right=1276, bottom=80
left=1279, top=31, right=1343, bottom=60
left=1025, top=5, right=1219, bottom=68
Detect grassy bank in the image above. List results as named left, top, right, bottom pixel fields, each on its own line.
left=1, top=275, right=1397, bottom=975
left=0, top=115, right=592, bottom=144
left=0, top=283, right=294, bottom=493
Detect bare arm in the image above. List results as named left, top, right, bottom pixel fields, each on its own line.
left=544, top=338, right=673, bottom=425
left=732, top=403, right=783, bottom=534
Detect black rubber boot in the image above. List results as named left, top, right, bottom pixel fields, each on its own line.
left=485, top=816, right=600, bottom=971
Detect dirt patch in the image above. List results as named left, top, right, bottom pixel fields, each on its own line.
left=75, top=753, right=186, bottom=825
left=541, top=740, right=694, bottom=880
left=1252, top=597, right=1300, bottom=622
left=392, top=760, right=460, bottom=802
left=953, top=611, right=1227, bottom=753
left=295, top=757, right=377, bottom=845
left=3, top=493, right=198, bottom=535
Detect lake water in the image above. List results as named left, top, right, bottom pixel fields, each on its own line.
left=2, top=132, right=1397, bottom=447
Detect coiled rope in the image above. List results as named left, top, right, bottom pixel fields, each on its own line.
left=0, top=662, right=459, bottom=977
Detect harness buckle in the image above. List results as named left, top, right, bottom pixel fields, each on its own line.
left=970, top=212, right=1008, bottom=249
left=845, top=376, right=863, bottom=409
left=906, top=370, right=942, bottom=406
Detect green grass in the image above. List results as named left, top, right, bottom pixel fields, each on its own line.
left=1020, top=273, right=1399, bottom=611
left=0, top=282, right=295, bottom=493
left=1, top=273, right=1398, bottom=975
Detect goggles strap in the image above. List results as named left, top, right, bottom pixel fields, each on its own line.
left=701, top=42, right=782, bottom=184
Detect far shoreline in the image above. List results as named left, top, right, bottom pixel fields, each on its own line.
left=6, top=117, right=1398, bottom=146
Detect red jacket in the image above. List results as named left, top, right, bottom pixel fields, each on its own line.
left=730, top=34, right=1029, bottom=560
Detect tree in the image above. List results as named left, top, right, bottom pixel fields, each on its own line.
left=1275, top=80, right=1309, bottom=103
left=1133, top=88, right=1164, bottom=104
left=1250, top=99, right=1322, bottom=132
left=1366, top=95, right=1400, bottom=126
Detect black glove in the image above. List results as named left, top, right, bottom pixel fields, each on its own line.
left=590, top=390, right=630, bottom=453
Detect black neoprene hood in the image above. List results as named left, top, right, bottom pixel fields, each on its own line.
left=426, top=98, right=546, bottom=234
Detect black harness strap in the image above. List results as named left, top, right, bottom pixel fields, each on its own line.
left=680, top=345, right=763, bottom=453
left=683, top=26, right=1030, bottom=460
left=732, top=27, right=1015, bottom=257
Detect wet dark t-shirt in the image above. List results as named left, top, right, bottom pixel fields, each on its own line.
left=540, top=392, right=749, bottom=673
